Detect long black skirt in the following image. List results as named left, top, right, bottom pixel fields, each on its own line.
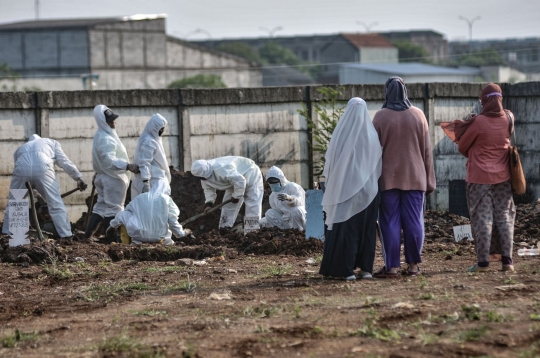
left=319, top=193, right=380, bottom=278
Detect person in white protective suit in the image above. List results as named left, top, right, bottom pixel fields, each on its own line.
left=191, top=156, right=264, bottom=229
left=131, top=113, right=171, bottom=198
left=84, top=105, right=140, bottom=240
left=2, top=134, right=86, bottom=239
left=260, top=166, right=306, bottom=231
left=105, top=181, right=191, bottom=245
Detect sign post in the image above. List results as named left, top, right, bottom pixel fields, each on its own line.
left=8, top=189, right=30, bottom=247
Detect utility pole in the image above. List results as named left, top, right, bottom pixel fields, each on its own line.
left=459, top=16, right=481, bottom=41
left=356, top=21, right=378, bottom=33
left=35, top=0, right=40, bottom=20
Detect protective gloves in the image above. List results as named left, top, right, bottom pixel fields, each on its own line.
left=76, top=178, right=88, bottom=191
left=142, top=180, right=150, bottom=193
left=204, top=202, right=213, bottom=214
left=277, top=193, right=293, bottom=202
left=231, top=197, right=240, bottom=204
left=105, top=226, right=115, bottom=239
left=126, top=163, right=140, bottom=174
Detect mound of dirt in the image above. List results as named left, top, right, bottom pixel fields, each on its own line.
left=514, top=201, right=540, bottom=245
left=178, top=227, right=324, bottom=256
left=424, top=210, right=470, bottom=242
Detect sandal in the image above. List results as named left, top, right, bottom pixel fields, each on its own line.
left=373, top=266, right=399, bottom=279
left=407, top=267, right=422, bottom=276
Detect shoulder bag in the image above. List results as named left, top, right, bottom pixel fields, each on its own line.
left=506, top=110, right=526, bottom=195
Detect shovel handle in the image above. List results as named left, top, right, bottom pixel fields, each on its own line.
left=84, top=182, right=97, bottom=230
left=61, top=187, right=81, bottom=198
left=25, top=182, right=45, bottom=241
left=179, top=199, right=233, bottom=226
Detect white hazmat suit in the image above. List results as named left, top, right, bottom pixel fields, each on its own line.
left=260, top=166, right=306, bottom=230
left=131, top=113, right=171, bottom=198
left=191, top=156, right=264, bottom=228
left=109, top=181, right=186, bottom=245
left=91, top=105, right=130, bottom=217
left=2, top=134, right=82, bottom=238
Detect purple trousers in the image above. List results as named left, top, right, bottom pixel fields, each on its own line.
left=379, top=189, right=425, bottom=269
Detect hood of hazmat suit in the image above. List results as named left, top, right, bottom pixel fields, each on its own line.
left=191, top=156, right=262, bottom=203
left=13, top=134, right=82, bottom=180
left=92, top=105, right=129, bottom=180
left=134, top=113, right=171, bottom=184
left=110, top=181, right=185, bottom=242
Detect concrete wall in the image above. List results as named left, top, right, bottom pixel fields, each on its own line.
left=0, top=82, right=539, bottom=222
left=338, top=67, right=478, bottom=85
left=359, top=48, right=399, bottom=64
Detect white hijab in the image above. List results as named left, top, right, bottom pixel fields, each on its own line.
left=322, top=98, right=382, bottom=229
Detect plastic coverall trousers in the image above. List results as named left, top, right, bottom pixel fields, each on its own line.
left=2, top=135, right=82, bottom=238
left=260, top=166, right=307, bottom=230
left=131, top=114, right=172, bottom=198
left=91, top=105, right=130, bottom=217
left=191, top=156, right=264, bottom=228
left=110, top=182, right=185, bottom=245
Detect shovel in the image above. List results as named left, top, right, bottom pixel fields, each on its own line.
left=40, top=185, right=87, bottom=238
left=179, top=199, right=233, bottom=226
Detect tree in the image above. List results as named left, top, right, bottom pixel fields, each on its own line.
left=216, top=42, right=263, bottom=64
left=297, top=86, right=345, bottom=176
left=0, top=63, right=20, bottom=91
left=456, top=48, right=508, bottom=67
left=391, top=40, right=431, bottom=63
left=168, top=74, right=226, bottom=89
left=259, top=41, right=302, bottom=66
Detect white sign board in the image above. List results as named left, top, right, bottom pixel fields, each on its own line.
left=8, top=189, right=30, bottom=247
left=453, top=224, right=473, bottom=243
left=244, top=216, right=260, bottom=235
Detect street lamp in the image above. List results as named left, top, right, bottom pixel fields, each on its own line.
left=459, top=16, right=481, bottom=41
left=356, top=21, right=378, bottom=33
left=184, top=28, right=212, bottom=39
left=259, top=26, right=283, bottom=38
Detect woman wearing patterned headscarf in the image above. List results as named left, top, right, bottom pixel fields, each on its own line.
left=455, top=83, right=516, bottom=273
left=372, top=77, right=436, bottom=278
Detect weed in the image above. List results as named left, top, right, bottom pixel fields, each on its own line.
left=145, top=266, right=184, bottom=273
left=459, top=324, right=488, bottom=342
left=461, top=304, right=481, bottom=320
left=485, top=310, right=505, bottom=322
left=503, top=278, right=519, bottom=285
left=82, top=282, right=150, bottom=301
left=418, top=276, right=427, bottom=289
left=531, top=314, right=540, bottom=321
left=42, top=259, right=74, bottom=280
left=312, top=326, right=324, bottom=335
left=260, top=264, right=292, bottom=278
left=519, top=341, right=540, bottom=358
left=418, top=293, right=435, bottom=300
left=256, top=325, right=269, bottom=333
left=418, top=330, right=438, bottom=346
left=313, top=255, right=323, bottom=264
left=349, top=314, right=400, bottom=342
left=99, top=331, right=164, bottom=357
left=1, top=329, right=38, bottom=348
left=243, top=304, right=281, bottom=318
left=132, top=309, right=168, bottom=317
left=163, top=275, right=196, bottom=293
left=181, top=343, right=199, bottom=358
left=294, top=306, right=302, bottom=318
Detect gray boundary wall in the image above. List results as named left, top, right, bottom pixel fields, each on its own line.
left=0, top=82, right=538, bottom=221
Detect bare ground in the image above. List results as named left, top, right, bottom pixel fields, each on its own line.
left=1, top=231, right=540, bottom=357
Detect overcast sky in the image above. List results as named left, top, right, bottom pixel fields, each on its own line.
left=0, top=0, right=538, bottom=41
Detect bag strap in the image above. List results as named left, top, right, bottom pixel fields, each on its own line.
left=505, top=110, right=517, bottom=146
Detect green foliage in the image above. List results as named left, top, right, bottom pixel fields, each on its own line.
left=168, top=74, right=226, bottom=89
left=99, top=331, right=164, bottom=357
left=462, top=304, right=482, bottom=320
left=1, top=329, right=38, bottom=348
left=297, top=86, right=345, bottom=176
left=260, top=264, right=292, bottom=278
left=458, top=324, right=488, bottom=342
left=456, top=47, right=508, bottom=67
left=531, top=314, right=540, bottom=321
left=259, top=41, right=302, bottom=66
left=349, top=313, right=400, bottom=342
left=216, top=42, right=263, bottom=63
left=391, top=40, right=431, bottom=63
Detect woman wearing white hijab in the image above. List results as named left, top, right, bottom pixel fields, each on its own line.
left=319, top=98, right=382, bottom=280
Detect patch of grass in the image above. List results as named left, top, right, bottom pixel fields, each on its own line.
left=349, top=315, right=400, bottom=342
left=163, top=275, right=196, bottom=293
left=243, top=304, right=281, bottom=318
left=503, top=278, right=519, bottom=285
left=145, top=266, right=184, bottom=273
left=418, top=330, right=438, bottom=346
left=260, top=264, right=292, bottom=278
left=519, top=341, right=540, bottom=358
left=312, top=326, right=324, bottom=335
left=1, top=329, right=38, bottom=348
left=418, top=276, right=427, bottom=289
left=313, top=255, right=323, bottom=264
left=485, top=310, right=506, bottom=322
left=82, top=282, right=150, bottom=301
left=294, top=305, right=302, bottom=318
left=99, top=331, right=164, bottom=357
left=531, top=314, right=540, bottom=321
left=131, top=309, right=168, bottom=317
left=461, top=304, right=481, bottom=320
left=418, top=293, right=435, bottom=300
left=458, top=324, right=488, bottom=342
left=42, top=260, right=74, bottom=280
left=181, top=343, right=199, bottom=358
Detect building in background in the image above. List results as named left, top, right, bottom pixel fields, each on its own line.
left=0, top=15, right=262, bottom=91
left=379, top=30, right=448, bottom=63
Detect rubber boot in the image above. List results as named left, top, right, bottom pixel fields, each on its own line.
left=84, top=213, right=103, bottom=239
left=102, top=216, right=118, bottom=244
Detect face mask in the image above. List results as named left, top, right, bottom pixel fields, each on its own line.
left=269, top=183, right=282, bottom=192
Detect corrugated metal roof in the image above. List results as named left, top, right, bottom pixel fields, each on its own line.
left=0, top=14, right=166, bottom=30
left=341, top=33, right=395, bottom=48
left=341, top=62, right=480, bottom=75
